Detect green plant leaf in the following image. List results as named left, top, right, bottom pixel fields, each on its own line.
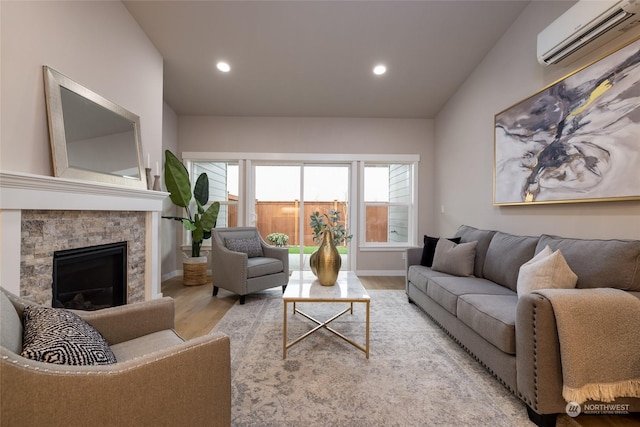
left=200, top=201, right=220, bottom=232
left=192, top=215, right=204, bottom=243
left=194, top=173, right=209, bottom=206
left=182, top=218, right=196, bottom=231
left=196, top=200, right=205, bottom=214
left=164, top=150, right=192, bottom=209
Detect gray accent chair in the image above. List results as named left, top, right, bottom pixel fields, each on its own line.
left=210, top=227, right=289, bottom=304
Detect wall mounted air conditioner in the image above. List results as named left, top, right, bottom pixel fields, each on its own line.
left=537, top=0, right=640, bottom=66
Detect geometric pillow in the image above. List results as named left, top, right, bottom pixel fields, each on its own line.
left=225, top=237, right=264, bottom=258
left=21, top=306, right=117, bottom=365
left=516, top=246, right=578, bottom=297
left=420, top=235, right=461, bottom=267
left=431, top=239, right=478, bottom=277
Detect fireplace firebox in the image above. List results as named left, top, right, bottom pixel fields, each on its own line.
left=52, top=242, right=127, bottom=310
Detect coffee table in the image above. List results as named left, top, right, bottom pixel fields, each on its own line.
left=282, top=270, right=370, bottom=359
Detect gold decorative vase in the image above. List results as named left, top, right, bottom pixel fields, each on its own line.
left=310, top=229, right=341, bottom=286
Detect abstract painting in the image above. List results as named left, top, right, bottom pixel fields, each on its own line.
left=494, top=37, right=640, bottom=205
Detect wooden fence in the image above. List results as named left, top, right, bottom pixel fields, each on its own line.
left=226, top=200, right=388, bottom=245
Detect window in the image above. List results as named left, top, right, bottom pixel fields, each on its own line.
left=361, top=162, right=415, bottom=247
left=180, top=153, right=419, bottom=267
left=190, top=161, right=239, bottom=246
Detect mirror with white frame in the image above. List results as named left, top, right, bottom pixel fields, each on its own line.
left=43, top=66, right=147, bottom=189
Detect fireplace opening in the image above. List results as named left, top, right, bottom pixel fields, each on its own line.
left=52, top=242, right=127, bottom=310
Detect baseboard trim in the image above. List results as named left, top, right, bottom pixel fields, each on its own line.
left=162, top=269, right=212, bottom=282
left=161, top=271, right=180, bottom=282
left=355, top=270, right=405, bottom=277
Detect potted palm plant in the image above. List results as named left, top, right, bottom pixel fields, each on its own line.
left=163, top=150, right=220, bottom=286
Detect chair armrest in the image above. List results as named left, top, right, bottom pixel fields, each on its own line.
left=516, top=293, right=565, bottom=416
left=211, top=244, right=249, bottom=293
left=75, top=297, right=175, bottom=345
left=1, top=333, right=231, bottom=426
left=262, top=245, right=290, bottom=279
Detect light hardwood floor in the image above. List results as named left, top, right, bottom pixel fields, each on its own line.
left=161, top=275, right=639, bottom=427
left=161, top=275, right=405, bottom=340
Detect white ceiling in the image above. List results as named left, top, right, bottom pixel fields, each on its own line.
left=124, top=1, right=530, bottom=119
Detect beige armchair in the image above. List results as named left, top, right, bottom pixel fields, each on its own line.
left=0, top=287, right=231, bottom=427
left=211, top=227, right=289, bottom=304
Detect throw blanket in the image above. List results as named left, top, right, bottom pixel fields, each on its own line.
left=534, top=288, right=640, bottom=404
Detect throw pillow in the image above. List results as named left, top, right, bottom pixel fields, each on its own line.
left=420, top=235, right=462, bottom=267
left=225, top=237, right=264, bottom=258
left=21, top=306, right=117, bottom=365
left=517, top=245, right=578, bottom=297
left=431, top=239, right=478, bottom=277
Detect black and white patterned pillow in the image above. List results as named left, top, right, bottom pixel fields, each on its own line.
left=21, top=306, right=117, bottom=365
left=225, top=237, right=264, bottom=258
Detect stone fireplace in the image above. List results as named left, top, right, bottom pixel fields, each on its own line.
left=0, top=171, right=166, bottom=304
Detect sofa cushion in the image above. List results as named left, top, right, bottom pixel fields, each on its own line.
left=517, top=246, right=577, bottom=296
left=225, top=237, right=264, bottom=258
left=407, top=265, right=455, bottom=294
left=483, top=232, right=538, bottom=292
left=110, top=329, right=184, bottom=362
left=0, top=290, right=22, bottom=354
left=21, top=306, right=117, bottom=365
left=537, top=234, right=640, bottom=291
left=432, top=239, right=477, bottom=277
left=426, top=276, right=514, bottom=316
left=457, top=294, right=517, bottom=354
left=247, top=257, right=283, bottom=278
left=454, top=225, right=497, bottom=278
left=420, top=235, right=461, bottom=267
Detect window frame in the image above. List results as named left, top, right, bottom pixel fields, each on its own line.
left=359, top=161, right=418, bottom=250
left=178, top=152, right=420, bottom=260
left=180, top=158, right=244, bottom=251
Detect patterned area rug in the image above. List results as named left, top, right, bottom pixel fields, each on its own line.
left=210, top=289, right=533, bottom=426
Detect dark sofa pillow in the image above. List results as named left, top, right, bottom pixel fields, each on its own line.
left=420, top=235, right=461, bottom=267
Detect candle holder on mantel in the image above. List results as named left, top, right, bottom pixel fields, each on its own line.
left=153, top=175, right=161, bottom=191
left=145, top=168, right=153, bottom=190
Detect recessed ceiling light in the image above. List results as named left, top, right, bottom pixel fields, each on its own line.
left=216, top=61, right=231, bottom=73
left=373, top=64, right=387, bottom=75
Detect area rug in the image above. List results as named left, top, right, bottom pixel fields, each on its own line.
left=210, top=289, right=534, bottom=426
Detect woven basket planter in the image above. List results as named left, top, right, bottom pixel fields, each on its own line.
left=183, top=256, right=208, bottom=286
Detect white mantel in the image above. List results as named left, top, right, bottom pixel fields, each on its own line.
left=0, top=170, right=168, bottom=300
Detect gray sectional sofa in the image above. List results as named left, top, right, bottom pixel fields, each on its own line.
left=405, top=225, right=640, bottom=426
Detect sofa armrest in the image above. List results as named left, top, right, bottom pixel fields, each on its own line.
left=1, top=333, right=231, bottom=426
left=516, top=293, right=565, bottom=416
left=75, top=297, right=176, bottom=345
left=406, top=247, right=422, bottom=270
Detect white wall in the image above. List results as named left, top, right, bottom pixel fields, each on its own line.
left=0, top=1, right=164, bottom=177
left=434, top=1, right=640, bottom=240
left=161, top=102, right=179, bottom=279
left=177, top=116, right=435, bottom=273
left=0, top=1, right=166, bottom=294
